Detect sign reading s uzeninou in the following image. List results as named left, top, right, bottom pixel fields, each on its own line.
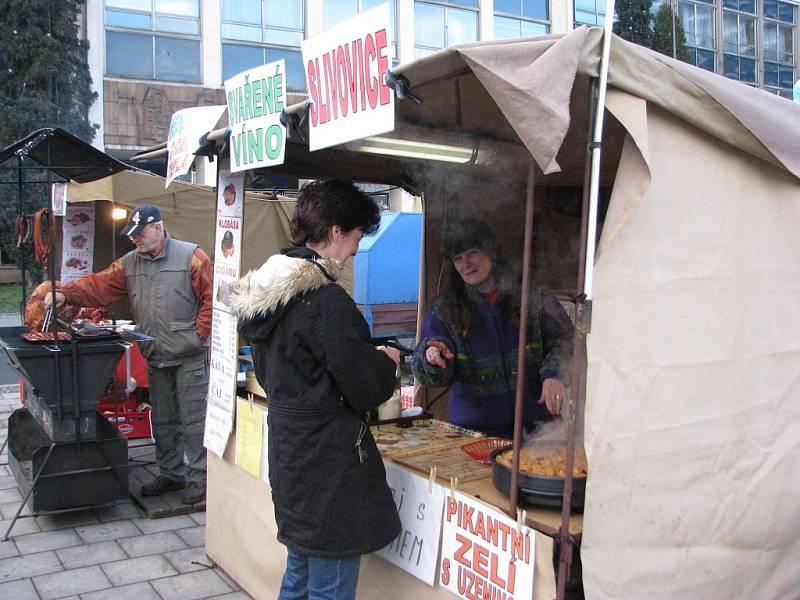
left=301, top=3, right=394, bottom=151
left=224, top=60, right=287, bottom=173
left=440, top=492, right=535, bottom=600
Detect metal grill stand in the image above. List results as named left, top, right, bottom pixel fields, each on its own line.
left=0, top=326, right=130, bottom=540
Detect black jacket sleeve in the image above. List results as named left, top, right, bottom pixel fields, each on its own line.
left=311, top=285, right=396, bottom=412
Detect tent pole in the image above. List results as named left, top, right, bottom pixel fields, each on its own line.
left=17, top=154, right=27, bottom=318
left=556, top=4, right=616, bottom=597
left=584, top=1, right=615, bottom=301
left=508, top=162, right=536, bottom=518
left=556, top=76, right=600, bottom=600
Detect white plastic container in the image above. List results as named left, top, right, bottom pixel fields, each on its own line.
left=377, top=390, right=402, bottom=420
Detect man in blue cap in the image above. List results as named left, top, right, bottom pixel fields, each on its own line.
left=48, top=204, right=212, bottom=504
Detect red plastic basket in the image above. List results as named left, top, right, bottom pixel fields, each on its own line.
left=460, top=438, right=511, bottom=465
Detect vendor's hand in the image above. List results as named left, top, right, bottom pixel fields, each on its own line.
left=377, top=345, right=401, bottom=366
left=43, top=291, right=66, bottom=309
left=424, top=340, right=453, bottom=369
left=538, top=378, right=568, bottom=416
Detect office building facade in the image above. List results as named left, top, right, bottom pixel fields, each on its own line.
left=82, top=0, right=798, bottom=165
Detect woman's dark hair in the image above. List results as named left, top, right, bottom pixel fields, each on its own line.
left=438, top=220, right=519, bottom=337
left=290, top=178, right=381, bottom=246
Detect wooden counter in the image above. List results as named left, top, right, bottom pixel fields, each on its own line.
left=206, top=416, right=578, bottom=599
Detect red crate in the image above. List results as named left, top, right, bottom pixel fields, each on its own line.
left=97, top=401, right=153, bottom=439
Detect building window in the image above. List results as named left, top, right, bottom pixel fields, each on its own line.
left=324, top=0, right=398, bottom=61
left=574, top=0, right=607, bottom=26
left=679, top=0, right=716, bottom=71
left=494, top=0, right=549, bottom=38
left=723, top=53, right=757, bottom=82
left=722, top=0, right=755, bottom=11
left=763, top=0, right=796, bottom=97
left=105, top=0, right=201, bottom=82
left=414, top=0, right=479, bottom=59
left=764, top=0, right=796, bottom=23
left=722, top=11, right=756, bottom=56
left=221, top=0, right=305, bottom=91
left=763, top=20, right=794, bottom=63
left=688, top=47, right=717, bottom=70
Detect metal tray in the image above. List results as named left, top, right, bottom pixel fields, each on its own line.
left=70, top=323, right=120, bottom=340
left=20, top=331, right=72, bottom=343
left=491, top=444, right=586, bottom=513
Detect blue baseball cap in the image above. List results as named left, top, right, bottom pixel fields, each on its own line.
left=122, top=204, right=161, bottom=236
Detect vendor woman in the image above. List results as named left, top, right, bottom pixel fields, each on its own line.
left=411, top=220, right=573, bottom=439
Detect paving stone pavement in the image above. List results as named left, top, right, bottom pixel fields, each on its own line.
left=0, top=384, right=253, bottom=600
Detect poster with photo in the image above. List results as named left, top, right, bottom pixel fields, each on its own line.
left=217, top=168, right=244, bottom=218
left=60, top=202, right=95, bottom=282
left=212, top=215, right=243, bottom=312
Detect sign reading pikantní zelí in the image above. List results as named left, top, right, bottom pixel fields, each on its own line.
left=224, top=60, right=287, bottom=173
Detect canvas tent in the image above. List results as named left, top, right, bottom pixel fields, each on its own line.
left=258, top=26, right=800, bottom=600
left=66, top=170, right=296, bottom=274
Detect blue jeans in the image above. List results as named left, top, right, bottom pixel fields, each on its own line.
left=279, top=549, right=361, bottom=600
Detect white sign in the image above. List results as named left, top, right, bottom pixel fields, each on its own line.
left=212, top=165, right=244, bottom=312
left=440, top=492, right=535, bottom=600
left=204, top=308, right=239, bottom=457
left=60, top=202, right=95, bottom=282
left=302, top=3, right=394, bottom=151
left=207, top=308, right=238, bottom=409
left=204, top=402, right=233, bottom=458
left=166, top=105, right=227, bottom=186
left=51, top=183, right=67, bottom=216
left=376, top=461, right=446, bottom=585
left=204, top=160, right=246, bottom=458
left=225, top=60, right=287, bottom=173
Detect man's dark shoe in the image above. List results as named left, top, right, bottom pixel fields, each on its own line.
left=182, top=481, right=206, bottom=504
left=140, top=476, right=185, bottom=497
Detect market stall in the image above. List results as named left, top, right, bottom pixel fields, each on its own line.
left=0, top=129, right=135, bottom=536
left=197, top=24, right=800, bottom=600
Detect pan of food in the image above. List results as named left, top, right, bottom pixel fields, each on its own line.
left=491, top=441, right=588, bottom=512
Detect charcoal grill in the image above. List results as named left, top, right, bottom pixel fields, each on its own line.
left=0, top=326, right=125, bottom=442
left=0, top=325, right=135, bottom=536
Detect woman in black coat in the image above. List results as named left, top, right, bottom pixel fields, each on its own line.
left=229, top=179, right=401, bottom=600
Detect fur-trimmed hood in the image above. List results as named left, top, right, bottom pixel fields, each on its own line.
left=229, top=248, right=342, bottom=340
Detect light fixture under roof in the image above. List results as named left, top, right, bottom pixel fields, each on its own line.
left=351, top=136, right=479, bottom=164
left=345, top=124, right=502, bottom=165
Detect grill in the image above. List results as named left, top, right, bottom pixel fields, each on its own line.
left=0, top=325, right=131, bottom=515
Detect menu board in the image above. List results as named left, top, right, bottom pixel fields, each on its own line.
left=60, top=202, right=95, bottom=282
left=204, top=160, right=245, bottom=457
